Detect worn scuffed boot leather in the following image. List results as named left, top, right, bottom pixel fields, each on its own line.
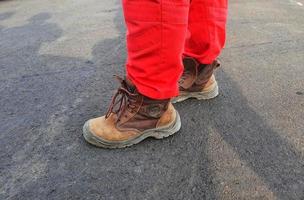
left=83, top=76, right=181, bottom=148
left=172, top=56, right=221, bottom=103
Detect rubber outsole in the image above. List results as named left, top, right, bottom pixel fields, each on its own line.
left=82, top=110, right=181, bottom=149
left=172, top=81, right=219, bottom=103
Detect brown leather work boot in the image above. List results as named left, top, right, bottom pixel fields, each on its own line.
left=172, top=56, right=221, bottom=103
left=83, top=76, right=181, bottom=148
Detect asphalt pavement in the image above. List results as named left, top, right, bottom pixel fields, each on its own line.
left=0, top=0, right=303, bottom=199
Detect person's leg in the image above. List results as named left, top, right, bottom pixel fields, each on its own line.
left=184, top=0, right=228, bottom=64
left=172, top=0, right=228, bottom=103
left=83, top=0, right=190, bottom=148
left=124, top=0, right=190, bottom=99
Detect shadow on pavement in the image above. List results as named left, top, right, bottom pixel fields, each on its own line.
left=0, top=12, right=96, bottom=200
left=179, top=70, right=304, bottom=199
left=0, top=2, right=303, bottom=200
left=0, top=11, right=14, bottom=21
left=0, top=11, right=14, bottom=30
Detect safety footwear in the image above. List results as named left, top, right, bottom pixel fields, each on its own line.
left=172, top=56, right=221, bottom=103
left=83, top=76, right=181, bottom=149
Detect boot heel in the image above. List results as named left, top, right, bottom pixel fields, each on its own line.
left=195, top=82, right=219, bottom=100
left=172, top=81, right=219, bottom=103
left=153, top=111, right=181, bottom=139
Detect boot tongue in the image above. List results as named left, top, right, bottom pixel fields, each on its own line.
left=125, top=78, right=137, bottom=93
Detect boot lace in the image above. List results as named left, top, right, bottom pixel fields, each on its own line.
left=105, top=76, right=138, bottom=120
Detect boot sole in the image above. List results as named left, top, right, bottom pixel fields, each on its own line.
left=172, top=81, right=219, bottom=103
left=82, top=110, right=181, bottom=149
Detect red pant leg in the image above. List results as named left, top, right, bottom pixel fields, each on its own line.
left=184, top=0, right=228, bottom=64
left=123, top=0, right=190, bottom=99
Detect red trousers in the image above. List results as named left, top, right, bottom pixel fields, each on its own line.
left=123, top=0, right=228, bottom=99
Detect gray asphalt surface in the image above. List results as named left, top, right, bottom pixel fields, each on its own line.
left=0, top=0, right=304, bottom=199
